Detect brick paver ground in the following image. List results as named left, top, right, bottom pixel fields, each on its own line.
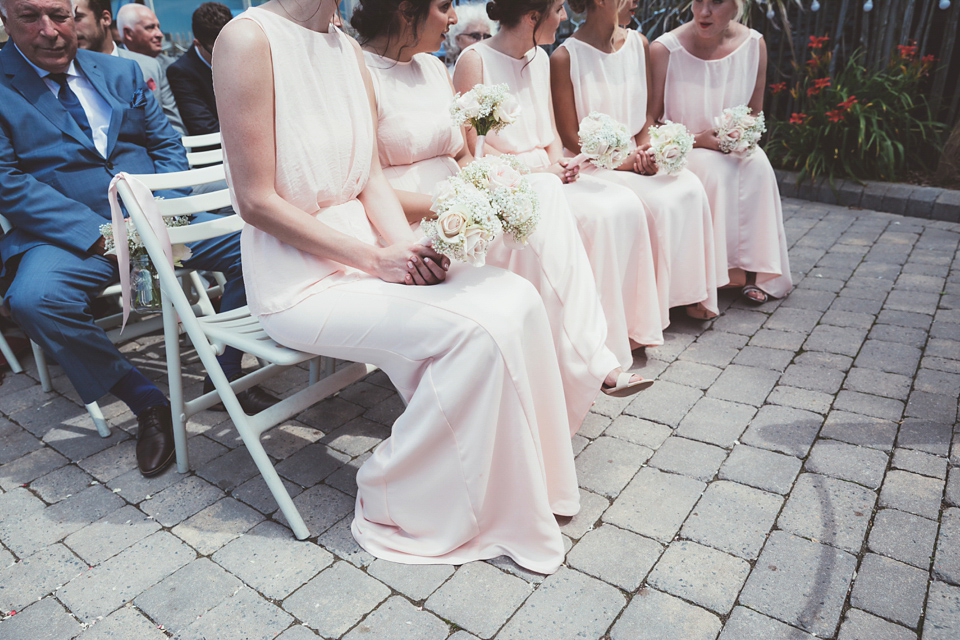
left=1, top=196, right=958, bottom=639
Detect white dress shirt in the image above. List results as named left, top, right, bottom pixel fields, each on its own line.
left=16, top=45, right=112, bottom=157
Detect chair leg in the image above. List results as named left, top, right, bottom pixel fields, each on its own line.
left=239, top=425, right=310, bottom=540
left=162, top=295, right=190, bottom=474
left=86, top=402, right=111, bottom=437
left=32, top=341, right=52, bottom=392
left=309, top=358, right=320, bottom=385
left=0, top=332, right=23, bottom=374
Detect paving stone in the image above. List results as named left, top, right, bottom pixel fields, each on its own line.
left=706, top=365, right=779, bottom=406
left=893, top=448, right=948, bottom=479
left=213, top=521, right=333, bottom=599
left=425, top=563, right=531, bottom=639
left=623, top=381, right=702, bottom=427
left=719, top=606, right=818, bottom=640
left=320, top=417, right=390, bottom=458
left=647, top=540, right=749, bottom=614
left=0, top=597, right=82, bottom=640
left=174, top=585, right=292, bottom=640
left=558, top=489, right=610, bottom=540
left=766, top=386, right=834, bottom=415
left=740, top=531, right=857, bottom=636
left=740, top=405, right=822, bottom=458
left=0, top=447, right=69, bottom=490
left=139, top=475, right=223, bottom=527
left=821, top=309, right=876, bottom=330
left=765, top=307, right=824, bottom=333
left=274, top=441, right=350, bottom=488
left=0, top=423, right=42, bottom=466
left=677, top=340, right=742, bottom=367
left=135, top=558, right=242, bottom=633
left=868, top=508, right=938, bottom=569
left=231, top=474, right=302, bottom=515
left=749, top=329, right=807, bottom=351
left=63, top=504, right=162, bottom=566
left=58, top=531, right=194, bottom=621
left=834, top=391, right=904, bottom=421
left=603, top=467, right=705, bottom=543
left=577, top=412, right=611, bottom=439
left=604, top=416, right=671, bottom=450
left=803, top=325, right=868, bottom=357
left=284, top=561, right=390, bottom=638
left=850, top=553, right=927, bottom=627
left=830, top=296, right=883, bottom=315
left=281, top=482, right=355, bottom=536
left=75, top=605, right=167, bottom=640
left=316, top=515, right=375, bottom=568
left=879, top=470, right=944, bottom=519
left=844, top=367, right=913, bottom=401
left=934, top=507, right=960, bottom=585
left=682, top=481, right=782, bottom=560
left=274, top=625, right=321, bottom=640
left=610, top=587, right=720, bottom=640
left=885, top=291, right=941, bottom=315
left=171, top=497, right=263, bottom=556
left=496, top=567, right=624, bottom=640
left=648, top=436, right=727, bottom=481
left=914, top=369, right=960, bottom=397
left=805, top=439, right=889, bottom=489
left=342, top=596, right=449, bottom=640
left=732, top=346, right=795, bottom=372
left=30, top=464, right=93, bottom=503
left=778, top=473, right=876, bottom=553
left=718, top=444, right=801, bottom=494
left=905, top=391, right=957, bottom=423
left=794, top=350, right=855, bottom=370
left=659, top=359, right=723, bottom=390
left=0, top=544, right=86, bottom=614
left=897, top=419, right=954, bottom=456
left=105, top=465, right=182, bottom=505
left=367, top=559, right=454, bottom=601
left=836, top=608, right=916, bottom=640
left=877, top=309, right=933, bottom=330
left=567, top=524, right=662, bottom=591
left=820, top=410, right=899, bottom=451
left=575, top=436, right=651, bottom=497
left=948, top=467, right=960, bottom=507
left=779, top=363, right=845, bottom=394
left=194, top=447, right=260, bottom=493
left=924, top=581, right=960, bottom=640
left=869, top=321, right=929, bottom=349
left=712, top=308, right=768, bottom=335
left=675, top=398, right=755, bottom=448
left=780, top=289, right=837, bottom=312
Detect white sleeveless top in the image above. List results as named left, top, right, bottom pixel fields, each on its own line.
left=655, top=29, right=762, bottom=133
left=224, top=8, right=375, bottom=316
left=558, top=30, right=648, bottom=145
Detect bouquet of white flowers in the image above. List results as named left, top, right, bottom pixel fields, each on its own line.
left=569, top=112, right=632, bottom=170
left=450, top=83, right=520, bottom=158
left=713, top=104, right=766, bottom=155
left=459, top=155, right=540, bottom=249
left=647, top=120, right=695, bottom=176
left=100, top=212, right=192, bottom=312
left=422, top=176, right=502, bottom=266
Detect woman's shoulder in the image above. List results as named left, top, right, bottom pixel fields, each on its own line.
left=652, top=25, right=685, bottom=51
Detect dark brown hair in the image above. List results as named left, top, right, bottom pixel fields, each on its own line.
left=486, top=0, right=553, bottom=31
left=352, top=0, right=433, bottom=52
left=193, top=2, right=232, bottom=48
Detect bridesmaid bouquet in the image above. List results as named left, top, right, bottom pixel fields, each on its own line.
left=647, top=121, right=695, bottom=176
left=449, top=83, right=520, bottom=158
left=571, top=112, right=632, bottom=170
left=459, top=156, right=540, bottom=249
left=713, top=105, right=766, bottom=155
left=422, top=176, right=502, bottom=267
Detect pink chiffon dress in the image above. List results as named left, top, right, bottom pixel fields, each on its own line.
left=655, top=29, right=792, bottom=298
left=559, top=31, right=719, bottom=321
left=365, top=50, right=621, bottom=432
left=455, top=42, right=663, bottom=355
left=225, top=7, right=579, bottom=574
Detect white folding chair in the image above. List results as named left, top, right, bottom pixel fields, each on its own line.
left=117, top=167, right=376, bottom=539
left=181, top=131, right=223, bottom=168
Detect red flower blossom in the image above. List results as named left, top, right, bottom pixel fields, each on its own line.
left=922, top=54, right=935, bottom=65
left=826, top=110, right=844, bottom=123
left=897, top=44, right=917, bottom=59
left=837, top=95, right=858, bottom=110
left=808, top=35, right=829, bottom=50
left=769, top=82, right=787, bottom=94
left=789, top=113, right=808, bottom=125
left=814, top=78, right=832, bottom=89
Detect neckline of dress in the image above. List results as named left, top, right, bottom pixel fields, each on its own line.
left=566, top=29, right=633, bottom=56
left=480, top=41, right=539, bottom=63
left=363, top=50, right=417, bottom=67
left=673, top=28, right=753, bottom=62
left=248, top=5, right=341, bottom=38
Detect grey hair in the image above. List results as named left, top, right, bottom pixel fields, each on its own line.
left=116, top=3, right=155, bottom=34
left=445, top=2, right=498, bottom=59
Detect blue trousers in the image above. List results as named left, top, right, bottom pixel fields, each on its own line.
left=5, top=212, right=244, bottom=404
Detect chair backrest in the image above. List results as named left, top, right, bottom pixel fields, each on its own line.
left=181, top=131, right=223, bottom=168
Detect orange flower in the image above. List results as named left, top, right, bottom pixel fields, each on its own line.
left=769, top=82, right=787, bottom=94
left=826, top=110, right=844, bottom=123
left=837, top=95, right=858, bottom=110
left=789, top=113, right=808, bottom=125
left=814, top=78, right=832, bottom=89
left=897, top=44, right=917, bottom=59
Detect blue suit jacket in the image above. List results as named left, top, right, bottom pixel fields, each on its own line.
left=0, top=46, right=188, bottom=273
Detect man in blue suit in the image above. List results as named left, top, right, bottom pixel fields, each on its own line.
left=0, top=0, right=276, bottom=477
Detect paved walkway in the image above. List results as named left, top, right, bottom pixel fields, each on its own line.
left=1, top=197, right=959, bottom=640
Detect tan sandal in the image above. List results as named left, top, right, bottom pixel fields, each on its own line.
left=602, top=372, right=654, bottom=397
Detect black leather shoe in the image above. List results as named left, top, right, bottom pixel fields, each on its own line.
left=136, top=405, right=175, bottom=477
left=202, top=374, right=280, bottom=415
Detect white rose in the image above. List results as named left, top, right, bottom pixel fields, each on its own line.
left=488, top=164, right=523, bottom=190
left=456, top=92, right=482, bottom=119
left=493, top=95, right=520, bottom=124
left=436, top=206, right=468, bottom=241
left=590, top=141, right=610, bottom=159
left=720, top=127, right=743, bottom=147
left=171, top=243, right=192, bottom=267
left=661, top=143, right=682, bottom=162
left=462, top=224, right=492, bottom=266
left=430, top=180, right=459, bottom=212
left=511, top=193, right=536, bottom=224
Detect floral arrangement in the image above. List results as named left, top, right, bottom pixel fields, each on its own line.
left=713, top=104, right=766, bottom=155
left=646, top=120, right=695, bottom=175
left=574, top=112, right=632, bottom=170
left=459, top=155, right=540, bottom=248
left=450, top=83, right=520, bottom=160
left=101, top=214, right=192, bottom=264
left=422, top=177, right=502, bottom=266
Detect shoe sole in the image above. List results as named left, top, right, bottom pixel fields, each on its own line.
left=139, top=448, right=176, bottom=478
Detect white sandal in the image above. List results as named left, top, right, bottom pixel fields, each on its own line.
left=601, top=372, right=654, bottom=397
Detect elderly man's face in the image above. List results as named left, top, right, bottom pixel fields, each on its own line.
left=0, top=0, right=77, bottom=73
left=72, top=0, right=108, bottom=52
left=123, top=6, right=162, bottom=56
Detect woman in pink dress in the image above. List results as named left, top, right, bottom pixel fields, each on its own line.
left=649, top=0, right=792, bottom=304
left=452, top=0, right=664, bottom=351
left=214, top=0, right=579, bottom=574
left=352, top=0, right=651, bottom=427
left=550, top=0, right=718, bottom=323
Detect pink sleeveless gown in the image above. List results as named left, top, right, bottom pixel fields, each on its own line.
left=655, top=29, right=792, bottom=298
left=365, top=50, right=621, bottom=432
left=455, top=42, right=664, bottom=354
left=559, top=31, right=719, bottom=322
left=226, top=8, right=579, bottom=574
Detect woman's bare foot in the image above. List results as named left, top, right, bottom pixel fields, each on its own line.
left=601, top=369, right=654, bottom=397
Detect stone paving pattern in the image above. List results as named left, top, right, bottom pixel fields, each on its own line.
left=1, top=196, right=959, bottom=639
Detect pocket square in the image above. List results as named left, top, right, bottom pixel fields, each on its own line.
left=130, top=88, right=148, bottom=108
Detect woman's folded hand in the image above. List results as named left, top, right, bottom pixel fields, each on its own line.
left=375, top=242, right=450, bottom=285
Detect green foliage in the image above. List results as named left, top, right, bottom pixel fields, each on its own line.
left=766, top=37, right=944, bottom=184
